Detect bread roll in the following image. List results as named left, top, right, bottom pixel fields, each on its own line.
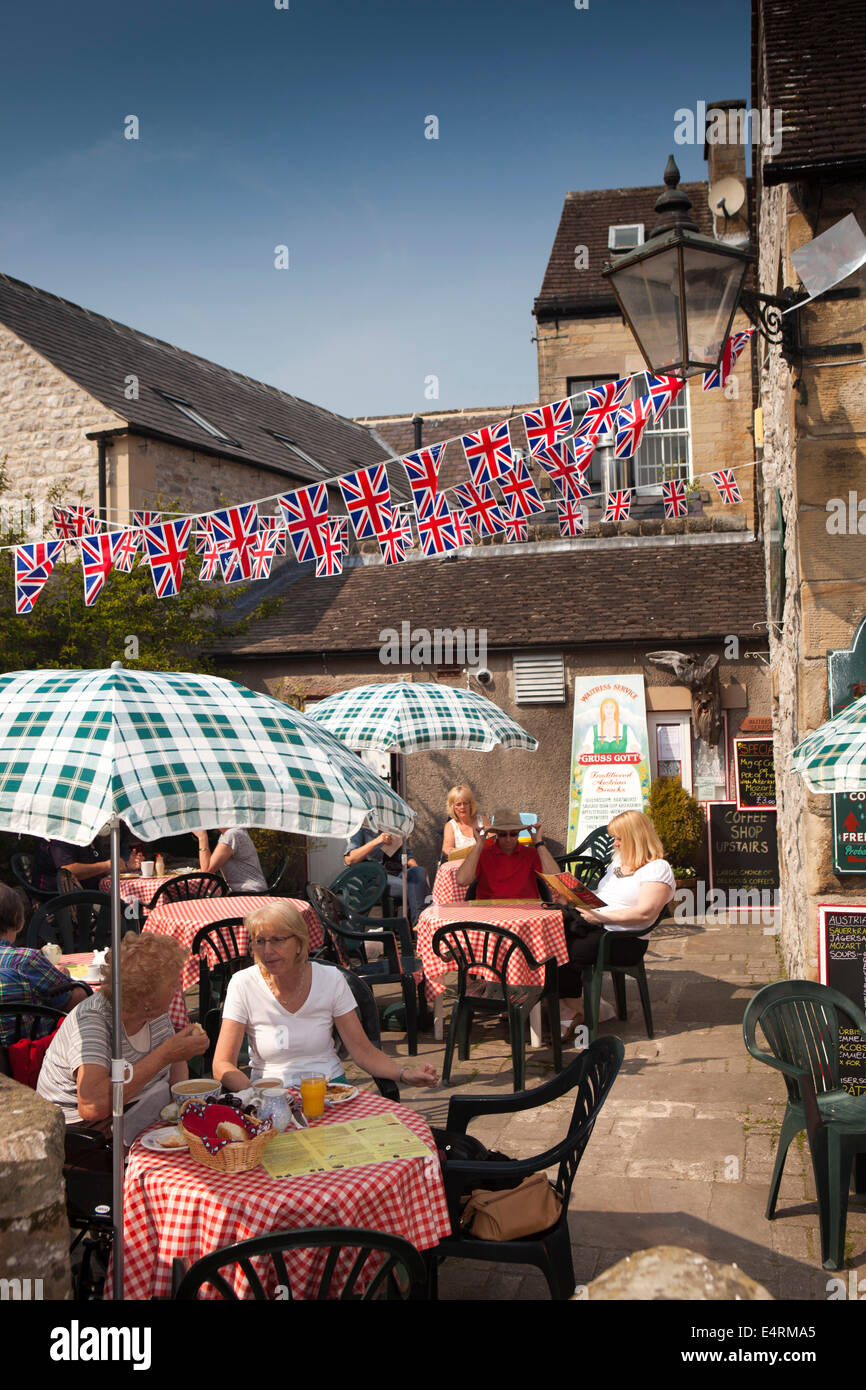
left=216, top=1121, right=248, bottom=1143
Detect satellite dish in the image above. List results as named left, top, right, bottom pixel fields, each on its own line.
left=708, top=177, right=746, bottom=218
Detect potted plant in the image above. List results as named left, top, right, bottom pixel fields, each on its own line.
left=648, top=777, right=706, bottom=886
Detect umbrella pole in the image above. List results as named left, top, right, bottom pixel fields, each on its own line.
left=109, top=819, right=125, bottom=1301
left=401, top=842, right=408, bottom=923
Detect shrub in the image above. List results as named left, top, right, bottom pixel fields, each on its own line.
left=648, top=777, right=706, bottom=870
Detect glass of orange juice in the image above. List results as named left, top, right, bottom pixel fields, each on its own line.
left=299, top=1072, right=327, bottom=1121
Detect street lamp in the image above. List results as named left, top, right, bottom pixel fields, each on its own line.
left=602, top=156, right=753, bottom=380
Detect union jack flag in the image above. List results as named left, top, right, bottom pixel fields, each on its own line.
left=376, top=506, right=410, bottom=566
left=133, top=512, right=163, bottom=567
left=646, top=373, right=686, bottom=421
left=260, top=515, right=287, bottom=555
left=218, top=540, right=255, bottom=585
left=497, top=458, right=545, bottom=519
left=462, top=421, right=514, bottom=486
left=199, top=535, right=226, bottom=582
left=53, top=506, right=96, bottom=540
left=397, top=510, right=415, bottom=548
left=15, top=540, right=64, bottom=615
left=571, top=436, right=596, bottom=475
left=194, top=518, right=212, bottom=555
left=702, top=330, right=754, bottom=390
left=144, top=518, right=193, bottom=599
left=711, top=469, right=742, bottom=504
left=451, top=510, right=474, bottom=548
left=209, top=503, right=258, bottom=551
left=246, top=528, right=280, bottom=582
left=278, top=484, right=329, bottom=561
left=534, top=441, right=590, bottom=500
left=557, top=498, right=585, bottom=537
left=522, top=399, right=574, bottom=457
left=332, top=516, right=350, bottom=552
left=402, top=444, right=445, bottom=512
left=504, top=517, right=528, bottom=543
left=576, top=378, right=629, bottom=437
left=603, top=490, right=632, bottom=522
left=613, top=394, right=654, bottom=459
left=79, top=532, right=117, bottom=607
left=417, top=495, right=459, bottom=556
left=338, top=463, right=392, bottom=540
left=662, top=479, right=688, bottom=518
left=450, top=479, right=505, bottom=536
left=315, top=520, right=344, bottom=578
left=110, top=528, right=141, bottom=573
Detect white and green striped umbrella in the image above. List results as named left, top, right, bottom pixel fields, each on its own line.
left=308, top=680, right=538, bottom=754
left=790, top=694, right=866, bottom=793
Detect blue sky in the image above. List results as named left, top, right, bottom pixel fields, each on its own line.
left=1, top=0, right=750, bottom=419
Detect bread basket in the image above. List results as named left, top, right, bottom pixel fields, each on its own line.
left=179, top=1100, right=274, bottom=1174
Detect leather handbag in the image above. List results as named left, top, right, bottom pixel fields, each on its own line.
left=460, top=1172, right=562, bottom=1241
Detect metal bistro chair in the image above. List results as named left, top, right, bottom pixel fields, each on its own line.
left=430, top=1038, right=624, bottom=1300
left=148, top=871, right=228, bottom=912
left=328, top=863, right=388, bottom=915
left=431, top=923, right=563, bottom=1092
left=743, top=980, right=866, bottom=1270
left=191, top=917, right=252, bottom=1068
left=25, top=891, right=117, bottom=954
left=172, top=1227, right=428, bottom=1300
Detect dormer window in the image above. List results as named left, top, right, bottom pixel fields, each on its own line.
left=268, top=433, right=329, bottom=475
left=156, top=392, right=239, bottom=445
left=608, top=224, right=645, bottom=252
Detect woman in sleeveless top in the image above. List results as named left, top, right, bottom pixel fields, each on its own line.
left=441, top=784, right=490, bottom=857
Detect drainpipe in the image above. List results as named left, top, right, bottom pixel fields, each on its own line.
left=412, top=415, right=423, bottom=450
left=97, top=438, right=107, bottom=523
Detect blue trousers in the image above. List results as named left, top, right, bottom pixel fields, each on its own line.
left=385, top=865, right=428, bottom=925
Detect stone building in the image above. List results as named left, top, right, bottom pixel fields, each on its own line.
left=752, top=0, right=866, bottom=976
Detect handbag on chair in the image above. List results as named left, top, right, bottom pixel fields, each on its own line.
left=459, top=1173, right=562, bottom=1241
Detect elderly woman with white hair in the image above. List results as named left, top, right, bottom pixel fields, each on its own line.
left=212, top=901, right=437, bottom=1092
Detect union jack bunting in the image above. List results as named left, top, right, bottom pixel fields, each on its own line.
left=218, top=539, right=255, bottom=585
left=576, top=378, right=629, bottom=437
left=450, top=479, right=505, bottom=536
left=613, top=394, right=654, bottom=459
left=79, top=532, right=117, bottom=607
left=260, top=515, right=287, bottom=555
left=194, top=517, right=212, bottom=555
left=603, top=490, right=632, bottom=522
left=450, top=510, right=474, bottom=548
left=522, top=398, right=574, bottom=457
left=497, top=458, right=545, bottom=519
left=662, top=479, right=688, bottom=518
left=110, top=528, right=141, bottom=573
left=646, top=373, right=686, bottom=421
left=209, top=503, right=259, bottom=551
left=401, top=444, right=445, bottom=511
left=711, top=469, right=742, bottom=504
left=534, top=441, right=589, bottom=500
left=376, top=506, right=410, bottom=565
left=702, top=330, right=754, bottom=391
left=338, top=463, right=392, bottom=540
left=417, top=495, right=459, bottom=556
left=332, top=516, right=350, bottom=552
left=462, top=421, right=514, bottom=486
left=397, top=510, right=415, bottom=548
left=504, top=517, right=528, bottom=543
left=53, top=506, right=96, bottom=540
left=144, top=518, right=193, bottom=599
left=14, top=541, right=64, bottom=615
left=133, top=512, right=163, bottom=567
left=278, top=484, right=329, bottom=561
left=557, top=498, right=585, bottom=537
left=199, top=535, right=225, bottom=582
left=315, top=520, right=344, bottom=578
left=571, top=436, right=596, bottom=475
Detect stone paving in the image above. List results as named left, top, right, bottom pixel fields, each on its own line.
left=346, top=910, right=866, bottom=1300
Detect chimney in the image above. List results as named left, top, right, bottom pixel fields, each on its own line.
left=703, top=99, right=750, bottom=244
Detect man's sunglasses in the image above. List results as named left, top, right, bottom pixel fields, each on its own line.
left=495, top=829, right=521, bottom=839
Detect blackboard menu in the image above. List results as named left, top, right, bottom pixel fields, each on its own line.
left=819, top=905, right=866, bottom=1095
left=733, top=738, right=777, bottom=810
left=707, top=802, right=780, bottom=893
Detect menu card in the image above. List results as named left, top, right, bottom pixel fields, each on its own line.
left=262, top=1112, right=432, bottom=1178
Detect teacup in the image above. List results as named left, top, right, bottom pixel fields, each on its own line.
left=172, top=1078, right=221, bottom=1118
left=140, top=861, right=155, bottom=877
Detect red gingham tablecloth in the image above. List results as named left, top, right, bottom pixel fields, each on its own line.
left=144, top=896, right=323, bottom=994
left=99, top=874, right=167, bottom=913
left=58, top=952, right=189, bottom=1030
left=431, top=862, right=470, bottom=906
left=416, top=901, right=569, bottom=998
left=118, top=1089, right=451, bottom=1299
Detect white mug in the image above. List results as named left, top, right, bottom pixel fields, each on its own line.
left=140, top=861, right=155, bottom=877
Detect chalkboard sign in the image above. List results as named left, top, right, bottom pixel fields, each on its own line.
left=819, top=904, right=866, bottom=1095
left=707, top=802, right=780, bottom=893
left=733, top=737, right=777, bottom=811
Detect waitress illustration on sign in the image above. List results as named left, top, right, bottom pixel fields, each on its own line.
left=583, top=698, right=642, bottom=757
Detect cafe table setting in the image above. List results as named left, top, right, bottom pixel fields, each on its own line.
left=98, top=866, right=200, bottom=914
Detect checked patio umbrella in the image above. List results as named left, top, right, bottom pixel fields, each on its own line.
left=0, top=664, right=414, bottom=1298
left=308, top=681, right=538, bottom=914
left=790, top=693, right=866, bottom=793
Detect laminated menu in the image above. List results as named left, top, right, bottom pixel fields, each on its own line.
left=262, top=1112, right=433, bottom=1178
left=539, top=874, right=605, bottom=908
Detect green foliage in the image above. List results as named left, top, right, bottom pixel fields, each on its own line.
left=246, top=828, right=308, bottom=897
left=648, top=776, right=706, bottom=869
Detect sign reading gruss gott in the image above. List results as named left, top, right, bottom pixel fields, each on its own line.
left=567, top=674, right=650, bottom=853
left=819, top=904, right=866, bottom=1095
left=707, top=802, right=780, bottom=892
left=733, top=737, right=777, bottom=811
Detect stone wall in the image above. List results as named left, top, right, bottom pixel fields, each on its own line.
left=0, top=1075, right=71, bottom=1300
left=109, top=434, right=295, bottom=523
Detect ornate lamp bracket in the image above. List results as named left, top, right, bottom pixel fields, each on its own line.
left=738, top=287, right=808, bottom=365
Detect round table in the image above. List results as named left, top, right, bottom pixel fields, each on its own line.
left=144, top=895, right=323, bottom=994
left=119, top=1090, right=451, bottom=1299
left=98, top=874, right=170, bottom=916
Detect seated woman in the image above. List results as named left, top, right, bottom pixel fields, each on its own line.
left=0, top=883, right=89, bottom=1045
left=195, top=827, right=267, bottom=894
left=212, top=901, right=437, bottom=1092
left=31, top=837, right=143, bottom=893
left=441, top=784, right=490, bottom=859
left=455, top=807, right=562, bottom=900
left=36, top=933, right=209, bottom=1143
left=555, top=809, right=674, bottom=1038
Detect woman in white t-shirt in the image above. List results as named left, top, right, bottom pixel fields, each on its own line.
left=555, top=810, right=675, bottom=1039
left=213, top=902, right=437, bottom=1092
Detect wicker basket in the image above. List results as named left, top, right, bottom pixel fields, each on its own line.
left=179, top=1104, right=274, bottom=1174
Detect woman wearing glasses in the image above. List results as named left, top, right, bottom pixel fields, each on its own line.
left=455, top=807, right=560, bottom=900
left=212, top=901, right=437, bottom=1093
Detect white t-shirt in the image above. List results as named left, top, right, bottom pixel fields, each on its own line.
left=221, top=962, right=356, bottom=1086
left=217, top=828, right=267, bottom=894
left=595, top=859, right=675, bottom=935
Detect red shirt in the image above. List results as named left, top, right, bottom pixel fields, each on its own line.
left=475, top=839, right=542, bottom=901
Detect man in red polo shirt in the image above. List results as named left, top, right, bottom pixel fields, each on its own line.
left=455, top=808, right=561, bottom=900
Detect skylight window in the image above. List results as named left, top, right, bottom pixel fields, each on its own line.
left=268, top=433, right=329, bottom=475
left=158, top=392, right=238, bottom=445
left=608, top=223, right=645, bottom=252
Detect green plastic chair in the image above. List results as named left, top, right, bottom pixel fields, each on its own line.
left=743, top=980, right=866, bottom=1270
left=328, top=862, right=387, bottom=915
left=581, top=924, right=658, bottom=1043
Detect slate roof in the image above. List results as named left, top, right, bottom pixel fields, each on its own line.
left=354, top=405, right=538, bottom=492
left=216, top=539, right=767, bottom=658
left=0, top=272, right=405, bottom=493
left=755, top=0, right=866, bottom=181
left=534, top=182, right=713, bottom=318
